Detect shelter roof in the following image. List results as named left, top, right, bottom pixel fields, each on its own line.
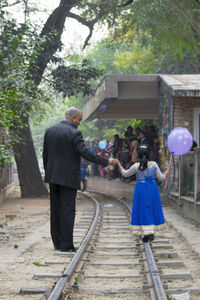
left=83, top=74, right=158, bottom=121
left=160, top=74, right=200, bottom=97
left=82, top=74, right=200, bottom=122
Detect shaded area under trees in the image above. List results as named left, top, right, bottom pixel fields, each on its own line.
left=1, top=0, right=135, bottom=197
left=1, top=0, right=200, bottom=197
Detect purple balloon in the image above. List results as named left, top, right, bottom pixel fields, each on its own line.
left=167, top=127, right=193, bottom=155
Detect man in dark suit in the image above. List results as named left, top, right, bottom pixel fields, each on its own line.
left=43, top=107, right=116, bottom=252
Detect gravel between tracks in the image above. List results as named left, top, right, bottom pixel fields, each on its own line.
left=0, top=187, right=200, bottom=300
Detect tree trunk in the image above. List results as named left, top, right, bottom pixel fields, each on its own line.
left=13, top=0, right=124, bottom=197
left=13, top=0, right=76, bottom=197
left=13, top=118, right=48, bottom=198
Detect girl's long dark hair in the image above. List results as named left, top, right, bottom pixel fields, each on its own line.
left=137, top=144, right=151, bottom=171
left=139, top=156, right=148, bottom=171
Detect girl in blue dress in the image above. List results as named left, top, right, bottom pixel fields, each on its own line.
left=117, top=144, right=169, bottom=242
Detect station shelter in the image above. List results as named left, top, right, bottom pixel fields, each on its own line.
left=83, top=74, right=200, bottom=148
left=83, top=74, right=200, bottom=222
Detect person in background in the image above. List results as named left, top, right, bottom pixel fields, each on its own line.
left=130, top=137, right=139, bottom=182
left=81, top=157, right=89, bottom=191
left=89, top=140, right=95, bottom=152
left=116, top=144, right=169, bottom=243
left=131, top=137, right=139, bottom=164
left=90, top=140, right=99, bottom=176
left=190, top=140, right=198, bottom=151
left=148, top=125, right=157, bottom=148
left=105, top=137, right=113, bottom=151
left=123, top=132, right=132, bottom=168
left=112, top=134, right=120, bottom=158
left=114, top=138, right=123, bottom=180
left=85, top=140, right=90, bottom=149
left=151, top=136, right=160, bottom=166
left=138, top=131, right=150, bottom=146
left=142, top=125, right=149, bottom=138
left=125, top=126, right=135, bottom=142
left=98, top=149, right=107, bottom=178
left=135, top=127, right=141, bottom=141
left=43, top=107, right=116, bottom=252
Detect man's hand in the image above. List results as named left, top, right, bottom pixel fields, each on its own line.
left=109, top=158, right=117, bottom=166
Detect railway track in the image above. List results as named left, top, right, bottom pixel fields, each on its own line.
left=20, top=191, right=200, bottom=300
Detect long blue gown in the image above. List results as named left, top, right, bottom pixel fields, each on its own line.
left=131, top=163, right=165, bottom=234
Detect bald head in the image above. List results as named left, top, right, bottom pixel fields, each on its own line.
left=65, top=107, right=81, bottom=119
left=65, top=107, right=82, bottom=128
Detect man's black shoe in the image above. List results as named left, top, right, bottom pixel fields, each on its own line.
left=148, top=234, right=154, bottom=242
left=60, top=247, right=78, bottom=252
left=54, top=247, right=60, bottom=250
left=142, top=235, right=149, bottom=243
left=54, top=245, right=60, bottom=250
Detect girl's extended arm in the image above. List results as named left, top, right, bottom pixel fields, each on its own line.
left=117, top=160, right=123, bottom=171
left=155, top=163, right=169, bottom=181
left=117, top=160, right=138, bottom=178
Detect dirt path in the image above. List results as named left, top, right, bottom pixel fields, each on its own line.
left=0, top=188, right=200, bottom=299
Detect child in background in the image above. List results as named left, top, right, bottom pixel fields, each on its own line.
left=98, top=150, right=107, bottom=178
left=117, top=144, right=169, bottom=242
left=81, top=157, right=89, bottom=192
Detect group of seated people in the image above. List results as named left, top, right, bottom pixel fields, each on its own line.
left=81, top=125, right=160, bottom=184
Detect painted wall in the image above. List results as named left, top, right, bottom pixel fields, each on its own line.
left=173, top=97, right=200, bottom=136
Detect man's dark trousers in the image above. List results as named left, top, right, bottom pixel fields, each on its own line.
left=49, top=183, right=77, bottom=250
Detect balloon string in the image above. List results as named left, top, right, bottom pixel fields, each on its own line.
left=165, top=154, right=172, bottom=188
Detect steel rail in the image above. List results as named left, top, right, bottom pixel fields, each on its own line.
left=144, top=242, right=167, bottom=300
left=48, top=193, right=100, bottom=300
left=88, top=190, right=167, bottom=300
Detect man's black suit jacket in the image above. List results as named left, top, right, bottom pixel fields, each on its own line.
left=43, top=121, right=109, bottom=189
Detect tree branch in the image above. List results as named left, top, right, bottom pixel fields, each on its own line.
left=118, top=0, right=134, bottom=8
left=68, top=12, right=97, bottom=49
left=29, top=0, right=76, bottom=85
left=4, top=0, right=21, bottom=7
left=42, top=76, right=55, bottom=84
left=82, top=27, right=93, bottom=49
left=68, top=12, right=96, bottom=27
left=194, top=0, right=200, bottom=4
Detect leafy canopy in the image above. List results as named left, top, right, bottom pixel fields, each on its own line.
left=0, top=4, right=46, bottom=166
left=109, top=0, right=200, bottom=61
left=50, top=59, right=104, bottom=97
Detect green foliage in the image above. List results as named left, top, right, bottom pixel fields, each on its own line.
left=33, top=261, right=48, bottom=267
left=0, top=3, right=48, bottom=166
left=109, top=0, right=200, bottom=66
left=85, top=38, right=131, bottom=74
left=0, top=145, right=11, bottom=168
left=59, top=36, right=159, bottom=143
left=50, top=59, right=104, bottom=97
left=197, top=192, right=200, bottom=201
left=103, top=119, right=157, bottom=140
left=0, top=16, right=33, bottom=128
left=73, top=0, right=200, bottom=65
left=155, top=52, right=200, bottom=74
left=114, top=40, right=157, bottom=74
left=4, top=0, right=199, bottom=173
left=74, top=276, right=79, bottom=283
left=31, top=101, right=68, bottom=165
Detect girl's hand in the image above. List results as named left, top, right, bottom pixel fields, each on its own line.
left=164, top=170, right=169, bottom=177
left=116, top=159, right=123, bottom=170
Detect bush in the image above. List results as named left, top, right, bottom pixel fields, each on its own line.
left=0, top=145, right=11, bottom=168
